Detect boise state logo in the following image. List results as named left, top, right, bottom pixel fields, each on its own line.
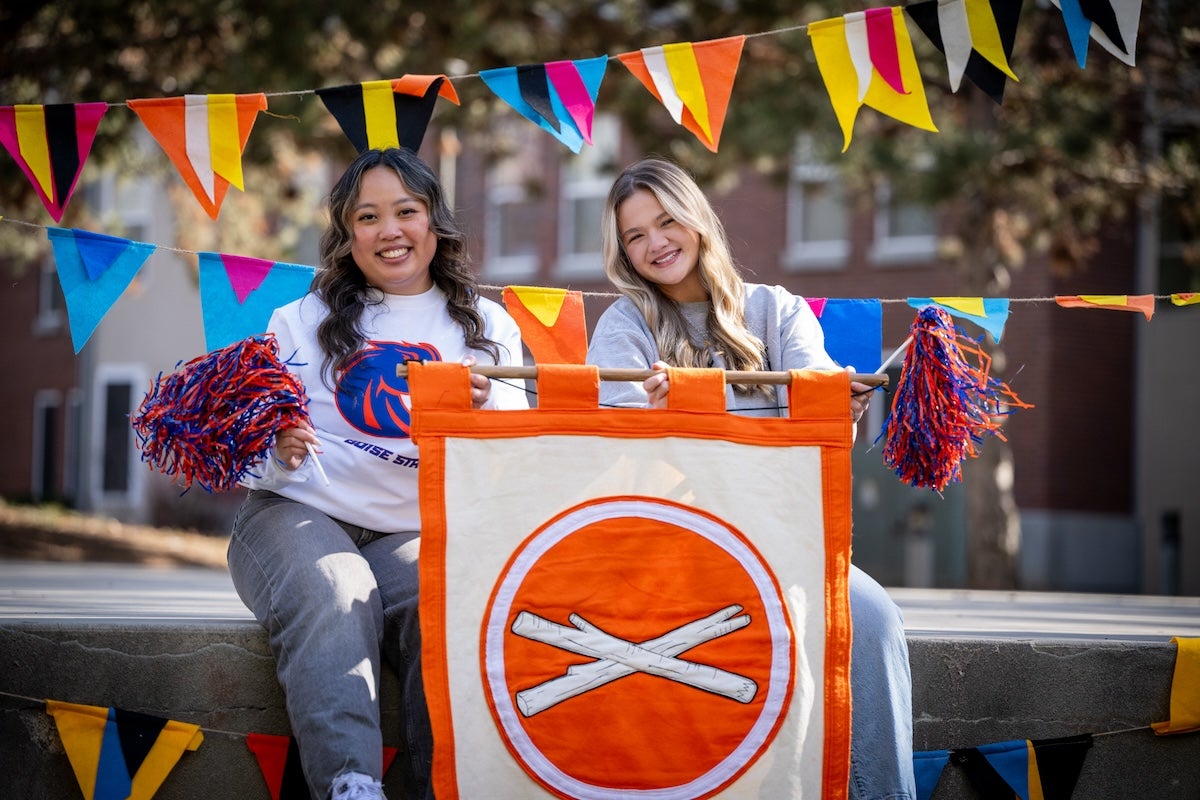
left=336, top=341, right=443, bottom=438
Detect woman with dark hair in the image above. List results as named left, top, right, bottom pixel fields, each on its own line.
left=229, top=147, right=527, bottom=800
left=587, top=157, right=915, bottom=800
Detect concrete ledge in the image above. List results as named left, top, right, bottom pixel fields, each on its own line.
left=4, top=624, right=1197, bottom=799
left=2, top=565, right=1198, bottom=799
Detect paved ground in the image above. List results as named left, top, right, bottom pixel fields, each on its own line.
left=2, top=560, right=1197, bottom=641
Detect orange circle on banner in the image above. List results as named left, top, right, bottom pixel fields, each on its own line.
left=482, top=497, right=794, bottom=799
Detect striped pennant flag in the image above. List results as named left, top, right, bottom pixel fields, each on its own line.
left=617, top=36, right=745, bottom=153
left=1050, top=0, right=1141, bottom=68
left=479, top=56, right=608, bottom=152
left=904, top=0, right=1022, bottom=103
left=1055, top=294, right=1155, bottom=320
left=808, top=7, right=938, bottom=151
left=46, top=699, right=203, bottom=800
left=246, top=733, right=399, bottom=800
left=316, top=74, right=459, bottom=154
left=127, top=93, right=267, bottom=220
left=907, top=297, right=1011, bottom=342
left=501, top=285, right=588, bottom=365
left=0, top=102, right=108, bottom=221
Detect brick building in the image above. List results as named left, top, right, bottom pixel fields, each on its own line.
left=0, top=113, right=1195, bottom=593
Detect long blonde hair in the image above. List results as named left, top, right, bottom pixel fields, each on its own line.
left=602, top=158, right=765, bottom=392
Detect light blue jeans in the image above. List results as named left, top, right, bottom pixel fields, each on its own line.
left=227, top=490, right=433, bottom=800
left=228, top=491, right=912, bottom=800
left=848, top=564, right=917, bottom=800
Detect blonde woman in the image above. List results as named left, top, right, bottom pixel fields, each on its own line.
left=587, top=157, right=915, bottom=800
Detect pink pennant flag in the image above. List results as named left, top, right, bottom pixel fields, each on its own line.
left=866, top=7, right=908, bottom=95
left=545, top=61, right=596, bottom=144
left=221, top=254, right=275, bottom=304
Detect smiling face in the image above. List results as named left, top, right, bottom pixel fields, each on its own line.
left=348, top=165, right=438, bottom=296
left=616, top=188, right=707, bottom=303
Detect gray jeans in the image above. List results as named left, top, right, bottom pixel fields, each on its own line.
left=227, top=490, right=434, bottom=800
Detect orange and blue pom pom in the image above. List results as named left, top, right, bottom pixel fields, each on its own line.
left=131, top=334, right=311, bottom=493
left=878, top=305, right=1032, bottom=492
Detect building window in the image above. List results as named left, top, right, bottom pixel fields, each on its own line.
left=870, top=152, right=938, bottom=265
left=91, top=364, right=146, bottom=507
left=784, top=135, right=849, bottom=270
left=35, top=256, right=67, bottom=335
left=556, top=114, right=619, bottom=280
left=484, top=118, right=546, bottom=281
left=102, top=381, right=132, bottom=493
left=32, top=390, right=62, bottom=502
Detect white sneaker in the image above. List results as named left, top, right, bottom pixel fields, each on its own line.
left=330, top=771, right=386, bottom=800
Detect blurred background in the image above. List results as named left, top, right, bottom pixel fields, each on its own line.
left=1, top=0, right=1197, bottom=595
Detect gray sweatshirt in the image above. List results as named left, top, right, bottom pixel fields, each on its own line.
left=586, top=283, right=838, bottom=416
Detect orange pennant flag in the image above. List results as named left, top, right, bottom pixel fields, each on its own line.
left=1153, top=638, right=1200, bottom=735
left=1054, top=294, right=1155, bottom=320
left=127, top=93, right=267, bottom=219
left=617, top=36, right=745, bottom=152
left=501, top=285, right=588, bottom=365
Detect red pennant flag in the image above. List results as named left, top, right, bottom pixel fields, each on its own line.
left=247, top=733, right=399, bottom=800
left=127, top=93, right=267, bottom=219
left=0, top=102, right=108, bottom=221
left=501, top=285, right=588, bottom=365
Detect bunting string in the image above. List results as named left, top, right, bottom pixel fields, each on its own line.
left=0, top=214, right=1190, bottom=307
left=0, top=1, right=1149, bottom=218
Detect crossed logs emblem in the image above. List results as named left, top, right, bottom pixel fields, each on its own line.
left=512, top=603, right=758, bottom=717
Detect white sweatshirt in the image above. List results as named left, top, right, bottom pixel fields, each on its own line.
left=242, top=286, right=527, bottom=532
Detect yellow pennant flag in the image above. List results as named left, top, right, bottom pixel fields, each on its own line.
left=46, top=699, right=204, bottom=800
left=1153, top=638, right=1200, bottom=735
left=809, top=7, right=937, bottom=151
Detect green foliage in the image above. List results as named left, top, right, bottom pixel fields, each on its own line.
left=1, top=0, right=1197, bottom=277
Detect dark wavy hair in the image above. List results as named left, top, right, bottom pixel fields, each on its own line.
left=311, top=147, right=500, bottom=389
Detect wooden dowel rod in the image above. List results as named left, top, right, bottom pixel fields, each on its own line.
left=395, top=364, right=888, bottom=387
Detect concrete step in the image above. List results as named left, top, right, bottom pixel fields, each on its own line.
left=2, top=563, right=1198, bottom=799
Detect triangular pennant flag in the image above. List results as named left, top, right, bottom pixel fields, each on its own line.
left=1171, top=293, right=1200, bottom=306
left=617, top=36, right=745, bottom=152
left=245, top=733, right=315, bottom=800
left=913, top=749, right=951, bottom=800
left=480, top=58, right=609, bottom=153
left=197, top=252, right=314, bottom=352
left=1153, top=637, right=1200, bottom=734
left=810, top=297, right=884, bottom=372
left=1055, top=294, right=1155, bottom=320
left=318, top=77, right=446, bottom=154
left=805, top=297, right=828, bottom=317
left=46, top=700, right=203, bottom=800
left=544, top=57, right=608, bottom=145
left=501, top=285, right=588, bottom=365
left=247, top=733, right=400, bottom=800
left=908, top=297, right=1011, bottom=342
left=1030, top=733, right=1093, bottom=800
left=906, top=0, right=1023, bottom=103
left=1049, top=0, right=1140, bottom=67
left=954, top=741, right=1029, bottom=799
left=978, top=739, right=1032, bottom=799
left=809, top=9, right=938, bottom=151
left=47, top=227, right=156, bottom=353
left=0, top=102, right=108, bottom=222
left=516, top=64, right=561, bottom=132
left=127, top=93, right=266, bottom=220
left=865, top=7, right=908, bottom=95
left=114, top=708, right=168, bottom=783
